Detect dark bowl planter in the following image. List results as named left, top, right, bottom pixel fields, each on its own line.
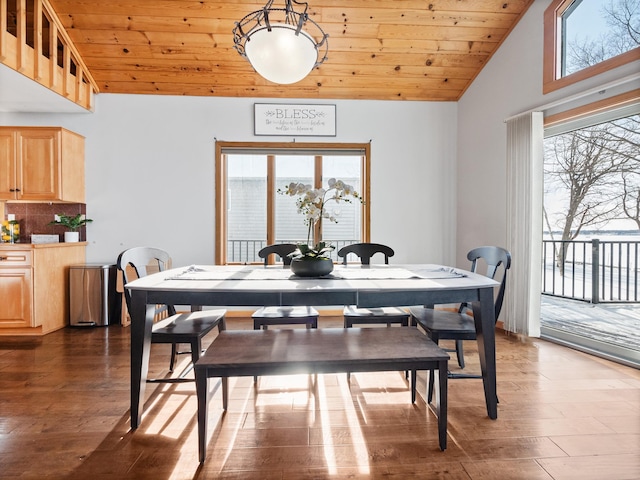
left=290, top=257, right=334, bottom=277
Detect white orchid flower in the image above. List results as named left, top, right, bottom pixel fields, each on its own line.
left=278, top=177, right=362, bottom=255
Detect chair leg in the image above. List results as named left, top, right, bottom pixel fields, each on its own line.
left=427, top=368, right=435, bottom=403
left=173, top=337, right=203, bottom=379
left=169, top=343, right=178, bottom=372
left=455, top=340, right=465, bottom=369
left=427, top=336, right=440, bottom=403
left=254, top=323, right=265, bottom=383
left=345, top=318, right=351, bottom=380
left=191, top=337, right=203, bottom=365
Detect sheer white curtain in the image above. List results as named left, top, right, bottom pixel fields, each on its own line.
left=504, top=112, right=544, bottom=336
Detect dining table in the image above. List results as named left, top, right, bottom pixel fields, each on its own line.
left=124, top=263, right=500, bottom=429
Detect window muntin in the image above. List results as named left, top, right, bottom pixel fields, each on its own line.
left=216, top=143, right=370, bottom=265
left=544, top=0, right=640, bottom=94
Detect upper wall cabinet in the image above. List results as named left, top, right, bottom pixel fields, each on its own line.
left=0, top=127, right=85, bottom=203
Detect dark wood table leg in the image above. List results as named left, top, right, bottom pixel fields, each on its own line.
left=130, top=290, right=154, bottom=429
left=474, top=287, right=498, bottom=419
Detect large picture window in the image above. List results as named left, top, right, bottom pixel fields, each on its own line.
left=543, top=0, right=640, bottom=94
left=215, top=142, right=370, bottom=264
left=540, top=90, right=640, bottom=364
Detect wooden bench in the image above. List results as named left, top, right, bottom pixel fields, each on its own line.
left=195, top=327, right=449, bottom=462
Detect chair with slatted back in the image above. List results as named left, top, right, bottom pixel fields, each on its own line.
left=409, top=246, right=511, bottom=401
left=117, top=247, right=226, bottom=383
left=338, top=243, right=410, bottom=382
left=251, top=244, right=319, bottom=384
left=251, top=244, right=319, bottom=330
left=337, top=243, right=410, bottom=328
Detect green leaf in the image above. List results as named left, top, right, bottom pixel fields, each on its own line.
left=48, top=214, right=93, bottom=231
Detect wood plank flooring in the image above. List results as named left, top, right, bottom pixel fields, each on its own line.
left=0, top=316, right=639, bottom=479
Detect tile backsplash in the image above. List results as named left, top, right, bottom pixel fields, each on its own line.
left=4, top=203, right=88, bottom=243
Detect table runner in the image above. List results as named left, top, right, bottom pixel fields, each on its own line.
left=167, top=264, right=466, bottom=281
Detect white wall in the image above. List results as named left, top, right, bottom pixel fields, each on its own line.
left=457, top=0, right=640, bottom=267
left=1, top=96, right=457, bottom=267
left=7, top=1, right=636, bottom=269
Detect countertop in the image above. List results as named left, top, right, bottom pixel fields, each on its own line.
left=0, top=242, right=88, bottom=249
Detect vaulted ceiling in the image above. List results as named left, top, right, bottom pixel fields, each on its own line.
left=46, top=0, right=534, bottom=101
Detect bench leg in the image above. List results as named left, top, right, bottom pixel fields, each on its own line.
left=436, top=359, right=448, bottom=451
left=410, top=370, right=417, bottom=403
left=427, top=368, right=435, bottom=403
left=196, top=369, right=209, bottom=463
left=222, top=377, right=229, bottom=410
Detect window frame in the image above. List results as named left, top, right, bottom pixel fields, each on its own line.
left=215, top=141, right=371, bottom=265
left=544, top=88, right=640, bottom=129
left=543, top=0, right=640, bottom=94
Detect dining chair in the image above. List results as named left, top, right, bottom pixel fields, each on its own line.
left=251, top=244, right=320, bottom=383
left=251, top=244, right=320, bottom=330
left=338, top=243, right=410, bottom=381
left=409, top=246, right=511, bottom=401
left=337, top=243, right=410, bottom=328
left=117, top=247, right=226, bottom=383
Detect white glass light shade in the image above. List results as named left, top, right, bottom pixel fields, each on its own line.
left=244, top=23, right=318, bottom=84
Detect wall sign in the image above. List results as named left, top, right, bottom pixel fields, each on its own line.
left=254, top=103, right=336, bottom=136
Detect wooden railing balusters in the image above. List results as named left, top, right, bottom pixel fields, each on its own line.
left=1, top=0, right=97, bottom=111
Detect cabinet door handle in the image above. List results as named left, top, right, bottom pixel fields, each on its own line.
left=0, top=256, right=7, bottom=261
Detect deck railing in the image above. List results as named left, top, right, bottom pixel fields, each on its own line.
left=542, top=239, right=639, bottom=304
left=227, top=239, right=358, bottom=264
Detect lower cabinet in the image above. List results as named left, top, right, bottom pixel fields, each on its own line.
left=0, top=259, right=32, bottom=328
left=0, top=244, right=86, bottom=335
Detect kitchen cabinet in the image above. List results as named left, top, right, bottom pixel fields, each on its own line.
left=0, top=243, right=86, bottom=335
left=0, top=127, right=85, bottom=203
left=0, top=249, right=32, bottom=328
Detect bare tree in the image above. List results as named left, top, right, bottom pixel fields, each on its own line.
left=544, top=121, right=635, bottom=271
left=612, top=115, right=640, bottom=228
left=621, top=173, right=640, bottom=229
left=545, top=124, right=631, bottom=236
left=566, top=0, right=640, bottom=73
left=546, top=1, right=640, bottom=273
left=604, top=0, right=640, bottom=46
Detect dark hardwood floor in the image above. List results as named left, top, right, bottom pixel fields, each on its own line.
left=0, top=316, right=639, bottom=479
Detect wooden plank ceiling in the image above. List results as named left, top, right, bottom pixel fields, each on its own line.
left=47, top=0, right=534, bottom=101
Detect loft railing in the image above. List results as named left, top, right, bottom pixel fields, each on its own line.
left=227, top=239, right=359, bottom=264
left=1, top=0, right=97, bottom=111
left=542, top=239, right=640, bottom=304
